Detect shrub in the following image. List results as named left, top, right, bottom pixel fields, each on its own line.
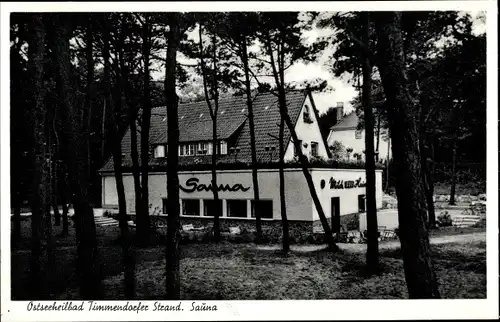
left=437, top=211, right=453, bottom=227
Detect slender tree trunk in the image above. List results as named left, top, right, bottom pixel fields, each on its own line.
left=211, top=117, right=221, bottom=242
left=52, top=171, right=61, bottom=226
left=61, top=185, right=69, bottom=236
left=265, top=34, right=337, bottom=252
left=130, top=117, right=142, bottom=217
left=111, top=140, right=135, bottom=299
left=449, top=142, right=458, bottom=205
left=51, top=112, right=61, bottom=227
left=11, top=27, right=24, bottom=247
left=28, top=14, right=50, bottom=297
left=165, top=14, right=181, bottom=300
left=419, top=93, right=436, bottom=226
left=84, top=15, right=94, bottom=206
left=199, top=25, right=221, bottom=241
left=375, top=112, right=381, bottom=162
left=278, top=113, right=290, bottom=253
left=361, top=12, right=379, bottom=272
left=241, top=38, right=262, bottom=242
left=139, top=14, right=152, bottom=245
left=53, top=14, right=102, bottom=299
left=103, top=13, right=135, bottom=299
left=426, top=138, right=436, bottom=227
left=374, top=11, right=440, bottom=298
left=12, top=185, right=22, bottom=247
left=385, top=129, right=391, bottom=192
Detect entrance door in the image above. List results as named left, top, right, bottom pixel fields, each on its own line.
left=331, top=197, right=341, bottom=241
left=358, top=194, right=366, bottom=213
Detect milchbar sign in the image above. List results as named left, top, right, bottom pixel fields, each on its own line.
left=180, top=177, right=251, bottom=193
left=320, top=177, right=366, bottom=189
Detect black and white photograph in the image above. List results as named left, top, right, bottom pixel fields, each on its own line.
left=1, top=1, right=498, bottom=321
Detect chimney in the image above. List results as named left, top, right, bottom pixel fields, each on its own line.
left=336, top=102, right=344, bottom=121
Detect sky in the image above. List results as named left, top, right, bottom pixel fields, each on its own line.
left=150, top=11, right=486, bottom=115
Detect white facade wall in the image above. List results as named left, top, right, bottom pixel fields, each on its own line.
left=327, top=128, right=391, bottom=162
left=102, top=168, right=384, bottom=222
left=284, top=95, right=329, bottom=161
left=310, top=169, right=383, bottom=220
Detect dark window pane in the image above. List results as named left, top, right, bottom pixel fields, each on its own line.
left=182, top=199, right=200, bottom=216
left=227, top=200, right=247, bottom=218
left=203, top=199, right=223, bottom=217
left=162, top=198, right=168, bottom=214
left=251, top=200, right=273, bottom=219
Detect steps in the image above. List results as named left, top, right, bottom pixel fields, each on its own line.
left=94, top=216, right=119, bottom=227
left=452, top=215, right=481, bottom=228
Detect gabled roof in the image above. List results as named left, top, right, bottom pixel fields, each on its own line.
left=99, top=90, right=308, bottom=172
left=330, top=111, right=359, bottom=131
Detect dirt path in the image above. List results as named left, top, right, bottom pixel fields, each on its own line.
left=257, top=232, right=486, bottom=253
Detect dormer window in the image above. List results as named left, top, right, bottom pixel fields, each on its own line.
left=154, top=145, right=165, bottom=158
left=303, top=104, right=313, bottom=124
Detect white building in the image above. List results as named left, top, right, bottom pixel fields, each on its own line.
left=100, top=90, right=383, bottom=241
left=326, top=104, right=392, bottom=163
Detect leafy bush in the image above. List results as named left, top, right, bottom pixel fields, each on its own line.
left=437, top=211, right=453, bottom=227
left=329, top=140, right=347, bottom=160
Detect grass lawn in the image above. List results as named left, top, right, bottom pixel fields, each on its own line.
left=11, top=217, right=486, bottom=300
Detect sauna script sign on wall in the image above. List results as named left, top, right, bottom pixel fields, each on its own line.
left=320, top=177, right=366, bottom=190
left=180, top=177, right=251, bottom=193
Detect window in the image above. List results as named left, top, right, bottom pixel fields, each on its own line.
left=179, top=145, right=185, bottom=156
left=227, top=200, right=248, bottom=218
left=311, top=141, right=318, bottom=157
left=294, top=139, right=302, bottom=157
left=207, top=142, right=213, bottom=155
left=162, top=198, right=168, bottom=214
left=154, top=145, right=165, bottom=158
left=186, top=143, right=196, bottom=156
left=355, top=130, right=362, bottom=139
left=303, top=104, right=313, bottom=123
left=251, top=200, right=273, bottom=219
left=198, top=142, right=208, bottom=155
left=220, top=141, right=228, bottom=155
left=203, top=199, right=223, bottom=217
left=358, top=194, right=366, bottom=213
left=182, top=199, right=200, bottom=216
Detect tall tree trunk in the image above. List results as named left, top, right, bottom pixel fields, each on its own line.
left=165, top=14, right=181, bottom=300
left=449, top=141, right=458, bottom=205
left=375, top=112, right=381, bottom=162
left=361, top=12, right=379, bottom=272
left=28, top=14, right=51, bottom=297
left=130, top=116, right=142, bottom=218
left=211, top=117, right=221, bottom=242
left=199, top=26, right=221, bottom=241
left=53, top=14, right=102, bottom=299
left=11, top=26, right=24, bottom=247
left=138, top=14, right=152, bottom=245
left=385, top=128, right=391, bottom=192
left=265, top=35, right=337, bottom=252
left=103, top=13, right=135, bottom=299
left=278, top=112, right=290, bottom=253
left=241, top=38, right=262, bottom=242
left=84, top=15, right=94, bottom=206
left=426, top=138, right=436, bottom=227
left=374, top=11, right=440, bottom=298
left=51, top=150, right=61, bottom=226
left=12, top=188, right=22, bottom=247
left=61, top=184, right=69, bottom=236
left=51, top=99, right=61, bottom=227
